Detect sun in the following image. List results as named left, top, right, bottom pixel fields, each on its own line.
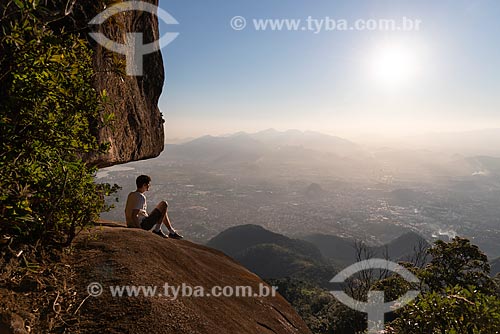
left=369, top=42, right=420, bottom=87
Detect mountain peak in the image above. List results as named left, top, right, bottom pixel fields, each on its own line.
left=255, top=128, right=279, bottom=134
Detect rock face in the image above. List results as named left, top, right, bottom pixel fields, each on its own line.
left=69, top=0, right=165, bottom=167
left=71, top=226, right=311, bottom=334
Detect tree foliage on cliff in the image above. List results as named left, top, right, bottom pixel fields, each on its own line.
left=268, top=278, right=366, bottom=334
left=271, top=237, right=500, bottom=334
left=0, top=0, right=117, bottom=246
left=382, top=237, right=500, bottom=333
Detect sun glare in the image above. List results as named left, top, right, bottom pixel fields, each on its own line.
left=369, top=42, right=420, bottom=87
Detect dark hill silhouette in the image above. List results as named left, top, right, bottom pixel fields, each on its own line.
left=207, top=225, right=429, bottom=276
left=372, top=231, right=430, bottom=261
left=236, top=244, right=317, bottom=279
left=303, top=183, right=327, bottom=198
left=206, top=225, right=430, bottom=289
left=303, top=231, right=429, bottom=268
left=301, top=233, right=357, bottom=268
left=206, top=224, right=325, bottom=263
left=206, top=225, right=329, bottom=281
left=71, top=225, right=311, bottom=334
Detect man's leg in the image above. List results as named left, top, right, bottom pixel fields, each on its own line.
left=154, top=201, right=183, bottom=238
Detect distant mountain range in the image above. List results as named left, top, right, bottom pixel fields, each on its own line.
left=165, top=133, right=266, bottom=164
left=243, top=129, right=361, bottom=156
left=162, top=129, right=500, bottom=181
left=169, top=127, right=500, bottom=158
left=164, top=129, right=364, bottom=165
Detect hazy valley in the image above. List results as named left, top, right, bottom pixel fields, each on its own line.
left=99, top=129, right=500, bottom=261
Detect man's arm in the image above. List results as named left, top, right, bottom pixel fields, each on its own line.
left=131, top=209, right=141, bottom=227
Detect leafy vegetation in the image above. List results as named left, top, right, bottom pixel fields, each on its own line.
left=268, top=277, right=365, bottom=334
left=388, top=285, right=500, bottom=333
left=386, top=237, right=500, bottom=333
left=270, top=237, right=499, bottom=333
left=0, top=0, right=118, bottom=247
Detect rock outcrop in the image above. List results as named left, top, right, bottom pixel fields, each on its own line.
left=64, top=0, right=165, bottom=167
left=71, top=225, right=311, bottom=334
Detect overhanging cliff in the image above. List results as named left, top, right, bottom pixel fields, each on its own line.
left=67, top=0, right=165, bottom=167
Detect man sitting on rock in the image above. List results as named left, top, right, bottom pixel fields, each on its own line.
left=125, top=174, right=183, bottom=239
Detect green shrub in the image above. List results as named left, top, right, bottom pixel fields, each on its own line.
left=384, top=237, right=500, bottom=333
left=0, top=0, right=118, bottom=247
left=389, top=285, right=500, bottom=333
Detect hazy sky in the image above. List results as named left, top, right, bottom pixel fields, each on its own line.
left=157, top=0, right=500, bottom=139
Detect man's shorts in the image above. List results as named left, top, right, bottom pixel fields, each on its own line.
left=140, top=208, right=163, bottom=230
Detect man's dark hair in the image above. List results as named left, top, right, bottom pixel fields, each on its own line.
left=136, top=175, right=151, bottom=188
